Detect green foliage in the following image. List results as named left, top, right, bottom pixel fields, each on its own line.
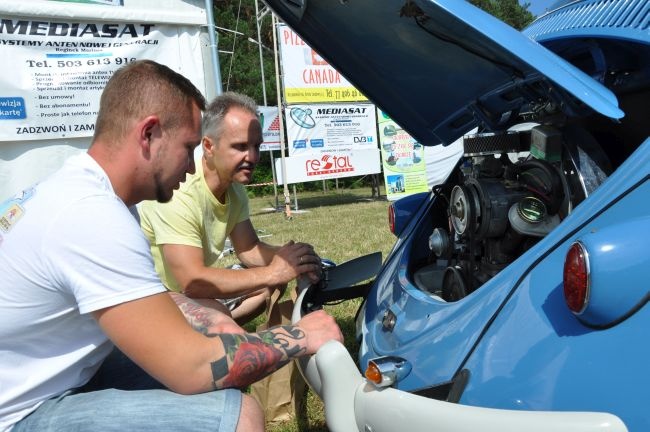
left=468, top=0, right=534, bottom=29
left=215, top=0, right=277, bottom=105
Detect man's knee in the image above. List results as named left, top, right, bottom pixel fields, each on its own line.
left=236, top=393, right=264, bottom=432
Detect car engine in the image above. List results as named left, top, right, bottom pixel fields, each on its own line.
left=414, top=125, right=611, bottom=302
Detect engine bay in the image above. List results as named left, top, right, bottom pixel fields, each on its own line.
left=413, top=124, right=612, bottom=302
left=406, top=29, right=650, bottom=303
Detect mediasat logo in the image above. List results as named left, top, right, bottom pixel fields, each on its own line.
left=0, top=19, right=154, bottom=38
left=305, top=154, right=354, bottom=176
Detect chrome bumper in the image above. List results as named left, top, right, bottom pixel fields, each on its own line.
left=292, top=289, right=628, bottom=432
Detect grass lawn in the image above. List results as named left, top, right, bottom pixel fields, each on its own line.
left=227, top=186, right=396, bottom=431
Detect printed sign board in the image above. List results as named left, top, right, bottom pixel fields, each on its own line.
left=278, top=24, right=366, bottom=104
left=285, top=103, right=377, bottom=156
left=258, top=105, right=281, bottom=151
left=0, top=0, right=211, bottom=201
left=377, top=108, right=429, bottom=200
left=274, top=148, right=381, bottom=185
left=0, top=19, right=202, bottom=142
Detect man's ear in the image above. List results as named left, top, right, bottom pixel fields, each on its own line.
left=139, top=115, right=160, bottom=157
left=202, top=135, right=214, bottom=156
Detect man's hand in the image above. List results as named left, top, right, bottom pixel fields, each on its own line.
left=294, top=309, right=344, bottom=355
left=268, top=240, right=322, bottom=286
left=210, top=309, right=343, bottom=389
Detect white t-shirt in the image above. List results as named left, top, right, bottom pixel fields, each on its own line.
left=0, top=153, right=166, bottom=431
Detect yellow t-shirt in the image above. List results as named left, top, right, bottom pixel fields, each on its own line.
left=138, top=167, right=249, bottom=292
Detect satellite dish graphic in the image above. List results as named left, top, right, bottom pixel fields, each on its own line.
left=290, top=107, right=316, bottom=128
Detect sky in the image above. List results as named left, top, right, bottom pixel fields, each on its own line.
left=521, top=0, right=560, bottom=16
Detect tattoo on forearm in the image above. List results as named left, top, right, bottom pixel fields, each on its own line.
left=208, top=325, right=306, bottom=388
left=170, top=294, right=212, bottom=334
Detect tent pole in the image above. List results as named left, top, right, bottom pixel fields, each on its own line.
left=254, top=0, right=279, bottom=209
left=254, top=0, right=268, bottom=106
left=205, top=0, right=223, bottom=95
left=272, top=14, right=292, bottom=219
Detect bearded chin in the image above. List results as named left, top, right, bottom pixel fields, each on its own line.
left=154, top=171, right=173, bottom=203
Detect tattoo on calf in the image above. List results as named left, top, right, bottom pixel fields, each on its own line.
left=208, top=325, right=306, bottom=388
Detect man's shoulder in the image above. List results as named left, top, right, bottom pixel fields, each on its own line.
left=23, top=153, right=116, bottom=212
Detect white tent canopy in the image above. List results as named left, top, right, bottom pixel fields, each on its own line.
left=0, top=0, right=221, bottom=201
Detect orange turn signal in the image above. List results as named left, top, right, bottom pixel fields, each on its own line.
left=365, top=362, right=382, bottom=384
left=364, top=356, right=411, bottom=387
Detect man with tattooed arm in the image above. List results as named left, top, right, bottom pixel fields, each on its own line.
left=0, top=60, right=342, bottom=432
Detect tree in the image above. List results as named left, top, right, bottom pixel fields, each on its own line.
left=469, top=0, right=534, bottom=29
left=215, top=0, right=276, bottom=106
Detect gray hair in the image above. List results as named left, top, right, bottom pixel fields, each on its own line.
left=202, top=92, right=259, bottom=142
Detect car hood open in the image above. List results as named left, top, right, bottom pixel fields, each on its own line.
left=263, top=0, right=623, bottom=146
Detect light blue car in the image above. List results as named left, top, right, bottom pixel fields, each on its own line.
left=264, top=0, right=649, bottom=430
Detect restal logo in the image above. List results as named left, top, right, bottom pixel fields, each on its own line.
left=305, top=155, right=354, bottom=176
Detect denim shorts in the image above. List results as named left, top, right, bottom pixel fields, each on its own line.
left=11, top=348, right=242, bottom=432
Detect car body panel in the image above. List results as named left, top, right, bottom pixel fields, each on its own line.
left=363, top=137, right=650, bottom=392
left=459, top=150, right=650, bottom=431
left=524, top=0, right=650, bottom=43
left=389, top=191, right=429, bottom=236
left=293, top=295, right=628, bottom=432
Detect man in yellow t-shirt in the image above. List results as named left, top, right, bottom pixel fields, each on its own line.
left=139, top=92, right=322, bottom=325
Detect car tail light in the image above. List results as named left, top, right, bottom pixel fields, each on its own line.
left=563, top=241, right=590, bottom=314
left=388, top=204, right=396, bottom=234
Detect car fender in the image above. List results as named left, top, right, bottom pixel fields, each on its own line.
left=293, top=290, right=628, bottom=432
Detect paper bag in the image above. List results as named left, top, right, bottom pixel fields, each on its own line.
left=250, top=290, right=307, bottom=424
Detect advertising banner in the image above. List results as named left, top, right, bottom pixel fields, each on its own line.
left=377, top=108, right=429, bottom=201
left=285, top=103, right=377, bottom=156
left=0, top=0, right=209, bottom=201
left=0, top=18, right=202, bottom=142
left=278, top=24, right=366, bottom=104
left=258, top=105, right=281, bottom=151
left=274, top=148, right=380, bottom=185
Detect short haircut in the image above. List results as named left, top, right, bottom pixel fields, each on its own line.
left=202, top=92, right=259, bottom=144
left=93, top=60, right=206, bottom=144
